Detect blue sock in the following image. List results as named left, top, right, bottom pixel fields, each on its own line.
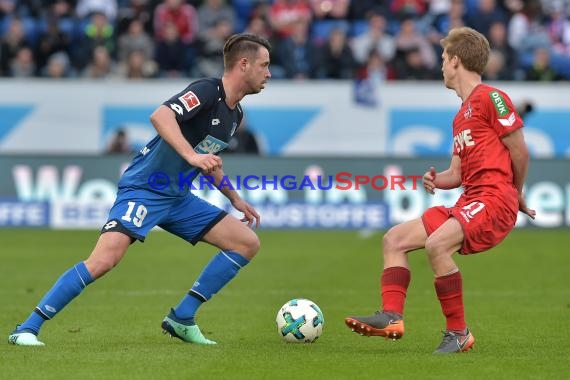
left=19, top=262, right=94, bottom=335
left=173, top=251, right=249, bottom=321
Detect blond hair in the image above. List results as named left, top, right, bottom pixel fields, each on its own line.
left=440, top=27, right=490, bottom=74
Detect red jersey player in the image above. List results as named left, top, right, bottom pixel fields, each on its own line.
left=345, top=27, right=536, bottom=354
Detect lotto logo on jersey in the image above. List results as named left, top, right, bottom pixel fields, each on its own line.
left=178, top=90, right=201, bottom=112
left=194, top=135, right=228, bottom=154
left=489, top=91, right=510, bottom=117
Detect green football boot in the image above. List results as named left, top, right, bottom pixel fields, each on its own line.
left=161, top=310, right=216, bottom=345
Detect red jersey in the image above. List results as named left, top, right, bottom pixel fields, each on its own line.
left=452, top=84, right=523, bottom=199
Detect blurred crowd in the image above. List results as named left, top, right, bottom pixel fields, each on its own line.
left=1, top=0, right=569, bottom=81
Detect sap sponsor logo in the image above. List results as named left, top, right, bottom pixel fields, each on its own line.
left=0, top=200, right=49, bottom=226
left=12, top=165, right=118, bottom=202
left=194, top=135, right=228, bottom=154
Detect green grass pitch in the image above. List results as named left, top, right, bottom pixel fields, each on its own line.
left=1, top=229, right=569, bottom=380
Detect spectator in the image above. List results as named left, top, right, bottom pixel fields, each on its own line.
left=197, top=0, right=236, bottom=41
left=390, top=0, right=428, bottom=20
left=391, top=46, right=438, bottom=80
left=393, top=17, right=437, bottom=70
left=508, top=0, right=549, bottom=52
left=354, top=48, right=388, bottom=106
left=275, top=19, right=319, bottom=79
left=315, top=26, right=356, bottom=79
left=351, top=11, right=396, bottom=65
left=117, top=18, right=154, bottom=63
left=76, top=0, right=117, bottom=22
left=194, top=18, right=233, bottom=77
left=357, top=48, right=389, bottom=82
left=42, top=51, right=73, bottom=78
left=35, top=15, right=72, bottom=74
left=74, top=11, right=115, bottom=70
left=464, top=0, right=507, bottom=39
left=10, top=46, right=35, bottom=77
left=116, top=0, right=153, bottom=35
left=540, top=0, right=570, bottom=16
left=488, top=20, right=518, bottom=78
left=524, top=47, right=565, bottom=81
left=243, top=14, right=273, bottom=42
left=309, top=0, right=350, bottom=20
left=106, top=128, right=132, bottom=154
left=0, top=18, right=31, bottom=76
left=269, top=0, right=312, bottom=40
left=426, top=0, right=466, bottom=56
left=483, top=49, right=511, bottom=80
left=545, top=0, right=570, bottom=55
left=81, top=44, right=116, bottom=78
left=45, top=0, right=76, bottom=20
left=118, top=49, right=157, bottom=79
left=347, top=1, right=390, bottom=20
left=154, top=21, right=188, bottom=77
left=0, top=0, right=16, bottom=21
left=153, top=0, right=198, bottom=45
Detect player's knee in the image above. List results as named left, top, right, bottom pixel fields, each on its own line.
left=424, top=236, right=445, bottom=259
left=382, top=227, right=404, bottom=256
left=84, top=256, right=118, bottom=279
left=238, top=231, right=260, bottom=260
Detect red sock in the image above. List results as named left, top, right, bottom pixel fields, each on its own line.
left=381, top=266, right=411, bottom=315
left=434, top=271, right=466, bottom=332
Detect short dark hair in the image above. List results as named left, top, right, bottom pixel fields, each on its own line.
left=223, top=33, right=271, bottom=70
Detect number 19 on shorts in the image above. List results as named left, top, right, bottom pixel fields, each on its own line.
left=121, top=201, right=148, bottom=227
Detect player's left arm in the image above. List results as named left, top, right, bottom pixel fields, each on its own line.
left=207, top=168, right=261, bottom=227
left=502, top=129, right=536, bottom=219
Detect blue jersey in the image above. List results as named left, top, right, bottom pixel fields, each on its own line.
left=118, top=78, right=244, bottom=197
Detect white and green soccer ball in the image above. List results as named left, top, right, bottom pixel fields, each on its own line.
left=276, top=298, right=324, bottom=343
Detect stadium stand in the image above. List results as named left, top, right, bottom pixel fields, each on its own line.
left=0, top=0, right=568, bottom=80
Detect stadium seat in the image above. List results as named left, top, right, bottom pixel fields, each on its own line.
left=311, top=20, right=349, bottom=44
left=350, top=20, right=369, bottom=37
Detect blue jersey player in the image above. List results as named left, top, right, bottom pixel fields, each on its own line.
left=9, top=34, right=272, bottom=346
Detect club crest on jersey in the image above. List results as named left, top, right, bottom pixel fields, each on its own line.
left=489, top=90, right=510, bottom=117
left=178, top=90, right=201, bottom=112
left=194, top=135, right=228, bottom=154
left=463, top=102, right=472, bottom=119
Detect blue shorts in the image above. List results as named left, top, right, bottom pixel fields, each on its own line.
left=102, top=188, right=227, bottom=245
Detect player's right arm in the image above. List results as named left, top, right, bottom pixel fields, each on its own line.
left=502, top=128, right=536, bottom=219
left=423, top=155, right=462, bottom=194
left=150, top=105, right=221, bottom=173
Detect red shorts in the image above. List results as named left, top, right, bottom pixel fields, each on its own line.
left=421, top=194, right=518, bottom=254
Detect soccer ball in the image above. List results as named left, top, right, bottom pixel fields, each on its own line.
left=276, top=298, right=324, bottom=343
